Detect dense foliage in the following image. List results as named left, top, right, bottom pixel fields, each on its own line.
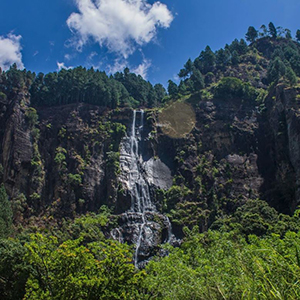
left=1, top=212, right=300, bottom=299
left=1, top=22, right=300, bottom=110
left=1, top=23, right=300, bottom=299
left=0, top=65, right=166, bottom=109
left=0, top=184, right=12, bottom=238
left=144, top=229, right=300, bottom=299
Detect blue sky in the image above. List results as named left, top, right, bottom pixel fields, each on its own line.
left=0, top=0, right=300, bottom=86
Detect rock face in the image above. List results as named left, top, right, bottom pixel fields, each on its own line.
left=144, top=158, right=173, bottom=190
left=259, top=85, right=300, bottom=212
left=0, top=91, right=34, bottom=202
left=1, top=83, right=300, bottom=260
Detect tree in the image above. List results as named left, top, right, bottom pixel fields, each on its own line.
left=296, top=29, right=300, bottom=42
left=178, top=59, right=193, bottom=79
left=285, top=29, right=292, bottom=39
left=0, top=184, right=12, bottom=238
left=285, top=67, right=297, bottom=86
left=184, top=59, right=193, bottom=75
left=144, top=230, right=300, bottom=299
left=215, top=48, right=230, bottom=70
left=228, top=39, right=248, bottom=55
left=245, top=26, right=258, bottom=43
left=269, top=22, right=277, bottom=38
left=276, top=26, right=285, bottom=37
left=215, top=77, right=258, bottom=101
left=154, top=83, right=167, bottom=103
left=260, top=24, right=268, bottom=37
left=190, top=69, right=205, bottom=91
left=290, top=55, right=300, bottom=76
left=178, top=81, right=188, bottom=95
left=178, top=68, right=188, bottom=79
left=0, top=239, right=29, bottom=300
left=24, top=234, right=145, bottom=300
left=167, top=80, right=178, bottom=97
left=267, top=57, right=286, bottom=83
left=238, top=39, right=248, bottom=55
left=230, top=50, right=240, bottom=66
left=194, top=46, right=216, bottom=74
left=147, top=87, right=158, bottom=108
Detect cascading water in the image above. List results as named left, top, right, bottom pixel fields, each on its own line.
left=128, top=110, right=152, bottom=213
left=115, top=109, right=174, bottom=268
left=130, top=110, right=154, bottom=266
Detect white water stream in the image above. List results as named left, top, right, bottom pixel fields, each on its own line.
left=128, top=110, right=152, bottom=266
left=117, top=110, right=174, bottom=267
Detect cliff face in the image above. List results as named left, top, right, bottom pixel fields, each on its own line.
left=0, top=84, right=300, bottom=230
left=0, top=91, right=34, bottom=203
left=260, top=85, right=300, bottom=212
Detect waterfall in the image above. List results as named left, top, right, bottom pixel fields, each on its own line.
left=129, top=110, right=152, bottom=213
left=128, top=110, right=151, bottom=266
left=117, top=109, right=174, bottom=268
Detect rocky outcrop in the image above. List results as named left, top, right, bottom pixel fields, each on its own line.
left=1, top=83, right=300, bottom=242
left=0, top=91, right=33, bottom=200
left=144, top=158, right=172, bottom=190
left=259, top=85, right=300, bottom=212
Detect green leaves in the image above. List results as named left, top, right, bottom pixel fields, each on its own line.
left=0, top=238, right=30, bottom=300
left=23, top=234, right=144, bottom=300
left=214, top=77, right=258, bottom=101
left=144, top=230, right=300, bottom=300
left=0, top=184, right=12, bottom=238
left=245, top=26, right=258, bottom=43
left=25, top=107, right=38, bottom=128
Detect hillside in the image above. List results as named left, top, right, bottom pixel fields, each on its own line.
left=1, top=24, right=300, bottom=299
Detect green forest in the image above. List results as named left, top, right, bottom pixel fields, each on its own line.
left=1, top=22, right=300, bottom=299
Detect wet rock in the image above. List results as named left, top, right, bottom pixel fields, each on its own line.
left=144, top=158, right=172, bottom=190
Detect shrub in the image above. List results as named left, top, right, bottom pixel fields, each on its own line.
left=68, top=173, right=82, bottom=186
left=214, top=77, right=258, bottom=101
left=25, top=107, right=38, bottom=127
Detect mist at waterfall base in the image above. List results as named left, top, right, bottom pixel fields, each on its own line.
left=111, top=110, right=176, bottom=268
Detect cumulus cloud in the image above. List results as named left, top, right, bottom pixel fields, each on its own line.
left=0, top=33, right=24, bottom=70
left=67, top=0, right=173, bottom=57
left=132, top=58, right=151, bottom=79
left=106, top=57, right=151, bottom=79
left=57, top=62, right=74, bottom=71
left=106, top=58, right=128, bottom=74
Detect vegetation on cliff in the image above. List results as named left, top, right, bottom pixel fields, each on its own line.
left=1, top=23, right=300, bottom=299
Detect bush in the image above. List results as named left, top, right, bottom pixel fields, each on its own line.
left=25, top=107, right=38, bottom=127
left=23, top=234, right=145, bottom=300
left=54, top=147, right=67, bottom=170
left=214, top=77, right=258, bottom=101
left=144, top=230, right=300, bottom=300
left=0, top=184, right=12, bottom=238
left=68, top=173, right=82, bottom=186
left=0, top=92, right=7, bottom=102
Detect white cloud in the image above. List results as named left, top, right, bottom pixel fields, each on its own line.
left=64, top=54, right=72, bottom=61
left=57, top=62, right=74, bottom=71
left=0, top=33, right=24, bottom=70
left=106, top=57, right=151, bottom=79
left=87, top=51, right=98, bottom=60
left=173, top=74, right=179, bottom=82
left=67, top=0, right=173, bottom=57
left=106, top=58, right=128, bottom=74
left=132, top=58, right=151, bottom=79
